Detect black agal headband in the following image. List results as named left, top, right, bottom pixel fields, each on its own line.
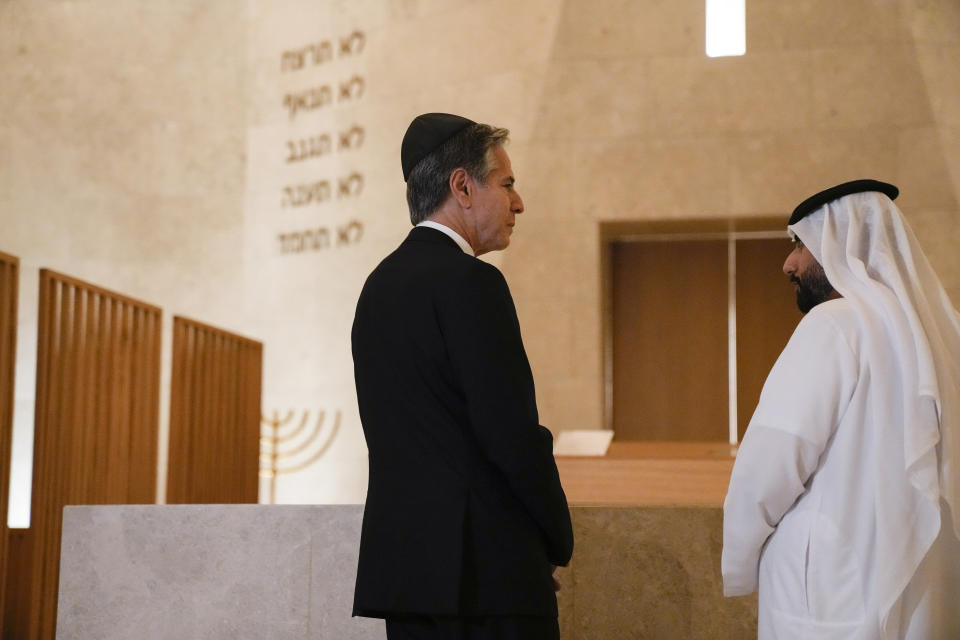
left=789, top=179, right=899, bottom=225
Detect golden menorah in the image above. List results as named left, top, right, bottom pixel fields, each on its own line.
left=259, top=409, right=341, bottom=504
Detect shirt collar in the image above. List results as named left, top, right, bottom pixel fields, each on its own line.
left=416, top=220, right=474, bottom=255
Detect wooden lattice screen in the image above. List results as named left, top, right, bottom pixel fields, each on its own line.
left=29, top=270, right=161, bottom=640
left=0, top=251, right=18, bottom=634
left=167, top=316, right=262, bottom=504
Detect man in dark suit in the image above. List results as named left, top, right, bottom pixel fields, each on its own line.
left=351, top=113, right=574, bottom=640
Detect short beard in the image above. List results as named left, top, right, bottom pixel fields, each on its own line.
left=790, top=263, right=835, bottom=314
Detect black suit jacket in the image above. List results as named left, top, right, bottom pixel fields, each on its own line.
left=351, top=226, right=574, bottom=619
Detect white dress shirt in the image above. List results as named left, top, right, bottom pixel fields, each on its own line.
left=416, top=220, right=473, bottom=256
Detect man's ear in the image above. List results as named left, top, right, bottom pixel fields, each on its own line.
left=450, top=168, right=472, bottom=208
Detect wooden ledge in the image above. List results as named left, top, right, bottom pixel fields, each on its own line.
left=557, top=441, right=737, bottom=507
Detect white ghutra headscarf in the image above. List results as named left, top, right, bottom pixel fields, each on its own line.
left=789, top=188, right=960, bottom=633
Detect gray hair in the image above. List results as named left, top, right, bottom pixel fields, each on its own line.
left=406, top=123, right=510, bottom=224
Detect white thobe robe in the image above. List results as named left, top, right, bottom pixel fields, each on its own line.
left=723, top=298, right=960, bottom=639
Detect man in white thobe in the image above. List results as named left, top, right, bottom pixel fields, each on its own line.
left=722, top=179, right=960, bottom=639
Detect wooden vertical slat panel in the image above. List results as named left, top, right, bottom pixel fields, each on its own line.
left=210, top=334, right=222, bottom=501
left=249, top=331, right=261, bottom=500
left=203, top=329, right=215, bottom=500
left=181, top=322, right=192, bottom=499
left=246, top=341, right=264, bottom=500
left=137, top=307, right=151, bottom=493
left=189, top=324, right=198, bottom=495
left=107, top=298, right=123, bottom=497
left=101, top=298, right=119, bottom=503
left=167, top=317, right=262, bottom=504
left=29, top=275, right=52, bottom=640
left=186, top=327, right=207, bottom=501
left=145, top=308, right=161, bottom=500
left=139, top=310, right=159, bottom=502
left=199, top=329, right=212, bottom=499
left=105, top=296, right=124, bottom=501
left=236, top=345, right=251, bottom=493
left=169, top=320, right=186, bottom=500
left=226, top=339, right=240, bottom=499
left=209, top=332, right=219, bottom=501
left=86, top=294, right=99, bottom=499
left=213, top=335, right=226, bottom=500
left=3, top=528, right=32, bottom=639
left=74, top=289, right=87, bottom=502
left=101, top=298, right=113, bottom=490
left=235, top=340, right=245, bottom=499
left=33, top=278, right=72, bottom=639
left=171, top=319, right=190, bottom=501
left=168, top=321, right=180, bottom=499
left=239, top=342, right=251, bottom=499
left=84, top=293, right=101, bottom=501
left=185, top=327, right=202, bottom=502
left=212, top=333, right=223, bottom=499
left=73, top=289, right=90, bottom=504
left=27, top=272, right=52, bottom=638
left=0, top=252, right=19, bottom=633
left=115, top=303, right=132, bottom=497
left=35, top=275, right=63, bottom=640
left=248, top=340, right=263, bottom=500
left=236, top=341, right=245, bottom=497
left=71, top=288, right=85, bottom=502
left=237, top=339, right=250, bottom=499
left=217, top=335, right=230, bottom=501
left=130, top=307, right=159, bottom=502
left=28, top=271, right=161, bottom=640
left=127, top=307, right=143, bottom=502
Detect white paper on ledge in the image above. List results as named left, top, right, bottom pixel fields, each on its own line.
left=553, top=429, right=614, bottom=456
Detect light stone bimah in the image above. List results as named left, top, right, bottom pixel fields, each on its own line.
left=57, top=505, right=385, bottom=639
left=56, top=504, right=757, bottom=638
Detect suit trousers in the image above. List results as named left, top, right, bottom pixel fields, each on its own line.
left=384, top=615, right=560, bottom=640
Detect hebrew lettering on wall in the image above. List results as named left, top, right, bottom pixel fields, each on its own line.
left=250, top=27, right=370, bottom=257
left=243, top=5, right=384, bottom=505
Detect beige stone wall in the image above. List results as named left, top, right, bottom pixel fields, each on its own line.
left=906, top=0, right=960, bottom=301
left=502, top=0, right=960, bottom=436
left=0, top=1, right=247, bottom=522
left=1, top=0, right=957, bottom=512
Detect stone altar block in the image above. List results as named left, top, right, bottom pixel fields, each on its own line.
left=57, top=505, right=757, bottom=639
